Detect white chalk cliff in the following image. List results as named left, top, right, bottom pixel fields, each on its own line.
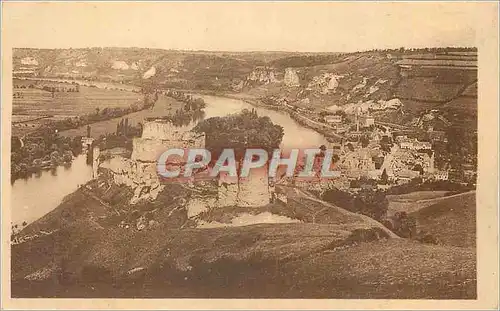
left=143, top=66, right=156, bottom=79
left=284, top=68, right=300, bottom=87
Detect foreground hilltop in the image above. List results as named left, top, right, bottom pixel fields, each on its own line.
left=12, top=174, right=475, bottom=298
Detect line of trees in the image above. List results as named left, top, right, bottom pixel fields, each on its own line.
left=321, top=187, right=438, bottom=243
left=193, top=108, right=284, bottom=162
left=11, top=133, right=83, bottom=182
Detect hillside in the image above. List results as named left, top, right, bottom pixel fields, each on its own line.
left=13, top=47, right=477, bottom=133
left=11, top=174, right=392, bottom=273
left=13, top=48, right=274, bottom=90
left=387, top=190, right=472, bottom=215
left=411, top=191, right=476, bottom=248
left=12, top=235, right=475, bottom=299
left=11, top=47, right=478, bottom=298
left=10, top=175, right=475, bottom=298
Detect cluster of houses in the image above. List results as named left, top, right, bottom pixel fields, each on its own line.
left=259, top=95, right=472, bottom=188
left=395, top=136, right=432, bottom=150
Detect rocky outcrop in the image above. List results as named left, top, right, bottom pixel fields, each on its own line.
left=247, top=67, right=279, bottom=84
left=232, top=80, right=244, bottom=92
left=307, top=73, right=343, bottom=94
left=132, top=120, right=205, bottom=162
left=21, top=57, right=38, bottom=66
left=130, top=62, right=139, bottom=70
left=75, top=60, right=87, bottom=67
left=111, top=60, right=130, bottom=70
left=100, top=157, right=165, bottom=204
left=143, top=66, right=156, bottom=79
left=352, top=77, right=368, bottom=92
left=339, top=98, right=402, bottom=115
left=284, top=68, right=300, bottom=87
left=217, top=166, right=273, bottom=207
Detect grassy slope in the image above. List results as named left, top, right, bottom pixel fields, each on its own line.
left=12, top=235, right=476, bottom=299
left=11, top=181, right=475, bottom=298
left=388, top=190, right=449, bottom=202
left=411, top=191, right=476, bottom=248
left=58, top=94, right=184, bottom=138
left=282, top=239, right=475, bottom=299
left=13, top=85, right=141, bottom=116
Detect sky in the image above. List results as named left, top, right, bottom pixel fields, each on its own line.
left=2, top=2, right=487, bottom=52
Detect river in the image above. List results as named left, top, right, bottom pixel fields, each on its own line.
left=11, top=93, right=327, bottom=227
left=10, top=155, right=93, bottom=227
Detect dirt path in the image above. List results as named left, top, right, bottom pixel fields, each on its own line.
left=278, top=185, right=399, bottom=238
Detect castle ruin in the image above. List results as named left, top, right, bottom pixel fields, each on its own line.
left=99, top=119, right=274, bottom=211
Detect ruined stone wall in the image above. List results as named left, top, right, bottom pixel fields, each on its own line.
left=237, top=167, right=272, bottom=206
left=284, top=68, right=300, bottom=87
left=100, top=156, right=164, bottom=204
left=92, top=146, right=100, bottom=179
left=142, top=121, right=194, bottom=140
left=217, top=166, right=273, bottom=207
left=131, top=132, right=205, bottom=162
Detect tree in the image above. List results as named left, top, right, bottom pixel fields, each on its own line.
left=413, top=164, right=424, bottom=175
left=322, top=188, right=355, bottom=211
left=193, top=110, right=284, bottom=160
left=392, top=212, right=417, bottom=238
left=334, top=110, right=347, bottom=118
left=360, top=135, right=370, bottom=148
left=380, top=136, right=393, bottom=153
left=381, top=168, right=389, bottom=184
left=11, top=136, right=22, bottom=152
left=353, top=190, right=389, bottom=221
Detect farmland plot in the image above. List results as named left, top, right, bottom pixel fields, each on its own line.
left=13, top=85, right=142, bottom=117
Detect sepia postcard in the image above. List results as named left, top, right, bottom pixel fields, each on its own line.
left=1, top=1, right=499, bottom=309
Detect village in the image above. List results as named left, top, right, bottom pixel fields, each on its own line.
left=250, top=95, right=474, bottom=193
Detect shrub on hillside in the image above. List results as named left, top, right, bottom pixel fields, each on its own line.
left=416, top=231, right=440, bottom=245
left=193, top=109, right=284, bottom=161
left=388, top=212, right=417, bottom=238
left=385, top=180, right=474, bottom=196
left=322, top=187, right=388, bottom=222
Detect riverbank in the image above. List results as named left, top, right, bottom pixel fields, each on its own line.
left=14, top=77, right=140, bottom=92
left=202, top=92, right=344, bottom=142
left=15, top=76, right=339, bottom=142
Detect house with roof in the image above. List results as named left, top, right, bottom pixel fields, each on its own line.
left=434, top=170, right=449, bottom=181
left=324, top=115, right=343, bottom=124
left=360, top=115, right=375, bottom=128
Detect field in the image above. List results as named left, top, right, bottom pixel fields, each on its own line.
left=58, top=95, right=184, bottom=138
left=12, top=79, right=143, bottom=136
left=411, top=191, right=476, bottom=248
left=387, top=191, right=449, bottom=202
left=13, top=80, right=142, bottom=116
left=387, top=190, right=473, bottom=216
left=387, top=191, right=451, bottom=216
